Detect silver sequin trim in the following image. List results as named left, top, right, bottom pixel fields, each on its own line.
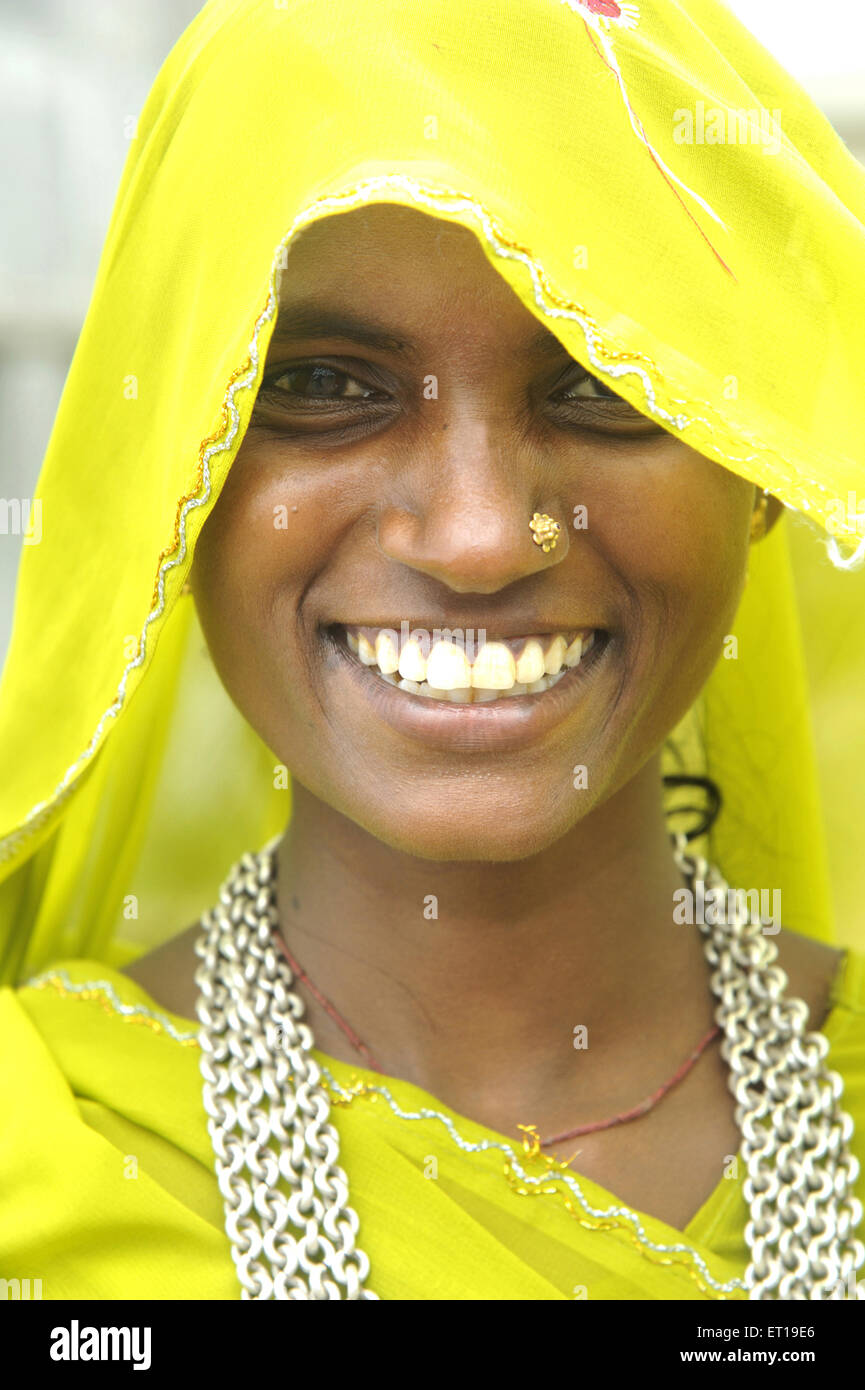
left=20, top=966, right=746, bottom=1297
left=21, top=966, right=199, bottom=1044
left=0, top=295, right=276, bottom=867
left=274, top=175, right=852, bottom=527
left=318, top=1063, right=746, bottom=1298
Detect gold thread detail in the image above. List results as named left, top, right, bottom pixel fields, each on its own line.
left=22, top=972, right=200, bottom=1047
left=0, top=289, right=276, bottom=867
left=314, top=1073, right=742, bottom=1297
left=147, top=353, right=267, bottom=615
left=502, top=1124, right=741, bottom=1300
left=25, top=969, right=744, bottom=1296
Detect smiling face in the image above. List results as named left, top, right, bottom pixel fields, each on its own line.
left=190, top=202, right=756, bottom=861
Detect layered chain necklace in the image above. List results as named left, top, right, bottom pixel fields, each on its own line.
left=194, top=837, right=864, bottom=1300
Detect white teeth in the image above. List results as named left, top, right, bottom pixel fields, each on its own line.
left=471, top=642, right=516, bottom=690
left=515, top=639, right=545, bottom=685
left=342, top=625, right=599, bottom=702
left=544, top=635, right=567, bottom=676
left=375, top=630, right=400, bottom=674
left=426, top=640, right=472, bottom=690
left=377, top=666, right=569, bottom=702
left=398, top=638, right=427, bottom=683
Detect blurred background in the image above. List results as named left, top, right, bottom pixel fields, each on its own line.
left=1, top=0, right=864, bottom=934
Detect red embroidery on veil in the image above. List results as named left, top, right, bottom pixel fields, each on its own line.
left=563, top=0, right=735, bottom=278
left=573, top=0, right=640, bottom=27
left=583, top=0, right=624, bottom=16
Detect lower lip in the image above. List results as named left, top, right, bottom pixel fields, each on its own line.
left=321, top=628, right=612, bottom=752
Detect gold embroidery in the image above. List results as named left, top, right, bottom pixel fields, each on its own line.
left=503, top=1125, right=743, bottom=1300
left=147, top=353, right=268, bottom=615
left=24, top=973, right=199, bottom=1047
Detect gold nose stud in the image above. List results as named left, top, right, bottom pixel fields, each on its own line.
left=529, top=511, right=561, bottom=554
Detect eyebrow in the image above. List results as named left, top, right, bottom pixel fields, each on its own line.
left=270, top=301, right=572, bottom=362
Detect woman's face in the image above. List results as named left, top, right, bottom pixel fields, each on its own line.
left=191, top=203, right=756, bottom=861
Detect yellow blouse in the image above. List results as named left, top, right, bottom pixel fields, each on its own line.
left=2, top=951, right=864, bottom=1301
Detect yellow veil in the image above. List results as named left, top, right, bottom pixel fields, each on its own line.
left=2, top=0, right=864, bottom=984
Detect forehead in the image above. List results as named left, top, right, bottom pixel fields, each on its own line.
left=284, top=201, right=482, bottom=265
left=275, top=202, right=566, bottom=356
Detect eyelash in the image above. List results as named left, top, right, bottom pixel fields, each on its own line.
left=254, top=359, right=661, bottom=436
left=258, top=362, right=388, bottom=407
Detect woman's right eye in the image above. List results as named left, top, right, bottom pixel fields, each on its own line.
left=260, top=363, right=387, bottom=403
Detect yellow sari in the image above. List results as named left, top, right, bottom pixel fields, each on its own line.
left=2, top=952, right=861, bottom=1300
left=1, top=0, right=864, bottom=1300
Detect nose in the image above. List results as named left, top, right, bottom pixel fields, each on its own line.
left=376, top=415, right=569, bottom=593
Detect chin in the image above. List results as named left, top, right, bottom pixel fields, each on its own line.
left=339, top=783, right=591, bottom=863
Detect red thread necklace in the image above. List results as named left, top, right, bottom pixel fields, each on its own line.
left=272, top=928, right=721, bottom=1147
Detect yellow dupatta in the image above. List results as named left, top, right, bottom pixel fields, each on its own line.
left=3, top=0, right=865, bottom=976
left=1, top=0, right=865, bottom=1302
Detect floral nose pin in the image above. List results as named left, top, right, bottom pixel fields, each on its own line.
left=529, top=512, right=562, bottom=553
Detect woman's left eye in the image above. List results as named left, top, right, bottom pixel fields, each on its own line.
left=552, top=370, right=624, bottom=403
left=546, top=366, right=667, bottom=436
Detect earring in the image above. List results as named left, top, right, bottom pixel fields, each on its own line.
left=529, top=511, right=561, bottom=553
left=749, top=489, right=769, bottom=543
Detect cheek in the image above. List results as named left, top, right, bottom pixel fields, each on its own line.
left=659, top=467, right=752, bottom=631
left=600, top=453, right=753, bottom=730
left=192, top=442, right=350, bottom=625
left=189, top=445, right=363, bottom=743
left=599, top=448, right=752, bottom=621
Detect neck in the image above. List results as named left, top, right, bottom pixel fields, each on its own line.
left=275, top=755, right=713, bottom=1120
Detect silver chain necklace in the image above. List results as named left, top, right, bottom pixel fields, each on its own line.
left=194, top=838, right=864, bottom=1299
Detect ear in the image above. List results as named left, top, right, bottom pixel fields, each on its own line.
left=764, top=493, right=784, bottom=535
left=750, top=489, right=784, bottom=543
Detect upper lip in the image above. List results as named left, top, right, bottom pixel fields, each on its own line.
left=326, top=620, right=604, bottom=636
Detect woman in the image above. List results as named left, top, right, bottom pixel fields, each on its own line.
left=0, top=0, right=863, bottom=1301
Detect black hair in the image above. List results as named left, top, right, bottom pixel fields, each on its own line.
left=662, top=773, right=722, bottom=843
